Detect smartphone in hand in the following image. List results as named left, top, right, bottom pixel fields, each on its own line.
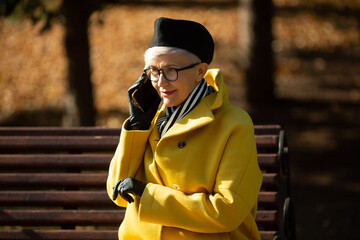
left=131, top=73, right=161, bottom=112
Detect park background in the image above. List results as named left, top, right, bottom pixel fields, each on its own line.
left=0, top=0, right=359, bottom=239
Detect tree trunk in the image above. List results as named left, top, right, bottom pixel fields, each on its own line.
left=240, top=0, right=275, bottom=103
left=61, top=0, right=95, bottom=126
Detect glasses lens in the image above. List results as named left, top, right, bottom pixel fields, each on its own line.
left=163, top=67, right=177, bottom=81
left=146, top=68, right=159, bottom=81
left=146, top=67, right=178, bottom=82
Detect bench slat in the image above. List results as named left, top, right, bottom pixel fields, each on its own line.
left=0, top=135, right=278, bottom=152
left=0, top=229, right=277, bottom=240
left=258, top=192, right=279, bottom=208
left=0, top=154, right=112, bottom=170
left=0, top=210, right=124, bottom=226
left=262, top=173, right=278, bottom=189
left=0, top=191, right=278, bottom=208
left=0, top=210, right=277, bottom=228
left=255, top=135, right=279, bottom=151
left=254, top=125, right=281, bottom=135
left=0, top=173, right=107, bottom=188
left=0, top=173, right=278, bottom=189
left=0, top=153, right=279, bottom=171
left=256, top=210, right=278, bottom=228
left=0, top=136, right=119, bottom=151
left=258, top=153, right=279, bottom=171
left=259, top=231, right=278, bottom=240
left=0, top=127, right=121, bottom=136
left=0, top=230, right=118, bottom=240
left=0, top=191, right=114, bottom=207
left=0, top=125, right=281, bottom=136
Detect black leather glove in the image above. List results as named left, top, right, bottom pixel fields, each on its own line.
left=112, top=177, right=147, bottom=203
left=128, top=73, right=161, bottom=130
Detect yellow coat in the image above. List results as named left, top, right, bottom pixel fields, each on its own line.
left=107, top=69, right=263, bottom=240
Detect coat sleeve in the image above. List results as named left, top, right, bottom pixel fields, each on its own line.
left=106, top=119, right=152, bottom=207
left=138, top=122, right=263, bottom=233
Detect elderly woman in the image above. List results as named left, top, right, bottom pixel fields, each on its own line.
left=107, top=17, right=262, bottom=240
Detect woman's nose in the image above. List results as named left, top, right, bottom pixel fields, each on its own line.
left=157, top=73, right=168, bottom=87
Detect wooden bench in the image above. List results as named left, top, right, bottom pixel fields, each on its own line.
left=0, top=125, right=295, bottom=240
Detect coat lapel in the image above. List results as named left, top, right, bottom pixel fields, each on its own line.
left=147, top=115, right=165, bottom=185
left=162, top=93, right=216, bottom=139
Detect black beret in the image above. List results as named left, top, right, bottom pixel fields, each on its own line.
left=149, top=17, right=214, bottom=64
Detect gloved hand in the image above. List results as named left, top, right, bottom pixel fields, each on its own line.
left=112, top=177, right=147, bottom=203
left=128, top=73, right=161, bottom=130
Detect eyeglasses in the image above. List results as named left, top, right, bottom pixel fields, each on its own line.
left=144, top=63, right=200, bottom=82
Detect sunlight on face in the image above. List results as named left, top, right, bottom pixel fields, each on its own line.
left=149, top=54, right=202, bottom=107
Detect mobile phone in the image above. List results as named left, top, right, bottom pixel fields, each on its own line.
left=131, top=73, right=160, bottom=112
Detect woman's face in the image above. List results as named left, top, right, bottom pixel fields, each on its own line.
left=149, top=53, right=206, bottom=107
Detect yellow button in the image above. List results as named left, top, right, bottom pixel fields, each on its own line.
left=172, top=184, right=180, bottom=190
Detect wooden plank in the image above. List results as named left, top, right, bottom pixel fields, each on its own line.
left=0, top=125, right=279, bottom=136
left=0, top=229, right=277, bottom=240
left=0, top=191, right=278, bottom=208
left=0, top=127, right=121, bottom=136
left=0, top=230, right=118, bottom=240
left=0, top=173, right=107, bottom=188
left=0, top=209, right=276, bottom=227
left=258, top=153, right=279, bottom=171
left=259, top=231, right=278, bottom=240
left=0, top=135, right=277, bottom=152
left=256, top=210, right=278, bottom=228
left=0, top=191, right=115, bottom=207
left=0, top=136, right=119, bottom=151
left=0, top=210, right=124, bottom=226
left=254, top=125, right=281, bottom=135
left=0, top=153, right=277, bottom=171
left=257, top=192, right=279, bottom=208
left=0, top=154, right=112, bottom=170
left=255, top=135, right=278, bottom=150
left=0, top=173, right=278, bottom=189
left=261, top=173, right=278, bottom=190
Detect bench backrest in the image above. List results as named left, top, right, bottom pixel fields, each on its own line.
left=0, top=126, right=294, bottom=240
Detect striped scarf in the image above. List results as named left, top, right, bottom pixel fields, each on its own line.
left=157, top=78, right=214, bottom=138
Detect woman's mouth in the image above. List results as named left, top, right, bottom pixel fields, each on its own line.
left=161, top=90, right=175, bottom=97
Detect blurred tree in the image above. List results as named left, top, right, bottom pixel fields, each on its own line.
left=240, top=0, right=275, bottom=103
left=61, top=0, right=94, bottom=126
left=0, top=0, right=115, bottom=126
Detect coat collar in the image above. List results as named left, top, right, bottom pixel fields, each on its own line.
left=204, top=69, right=228, bottom=110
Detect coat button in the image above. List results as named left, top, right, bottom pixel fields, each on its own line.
left=172, top=184, right=180, bottom=190
left=178, top=141, right=186, bottom=148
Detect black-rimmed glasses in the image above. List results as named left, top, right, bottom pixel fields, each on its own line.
left=144, top=63, right=200, bottom=82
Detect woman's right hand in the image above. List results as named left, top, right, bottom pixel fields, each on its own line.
left=127, top=73, right=161, bottom=130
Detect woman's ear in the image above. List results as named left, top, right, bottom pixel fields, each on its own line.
left=195, top=63, right=208, bottom=82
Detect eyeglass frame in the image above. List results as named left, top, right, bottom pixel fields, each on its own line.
left=143, top=62, right=201, bottom=82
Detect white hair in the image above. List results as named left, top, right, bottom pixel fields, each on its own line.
left=144, top=46, right=201, bottom=68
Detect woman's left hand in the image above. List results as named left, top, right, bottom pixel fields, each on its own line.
left=112, top=177, right=147, bottom=203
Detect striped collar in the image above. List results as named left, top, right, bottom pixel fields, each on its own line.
left=157, top=78, right=214, bottom=138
